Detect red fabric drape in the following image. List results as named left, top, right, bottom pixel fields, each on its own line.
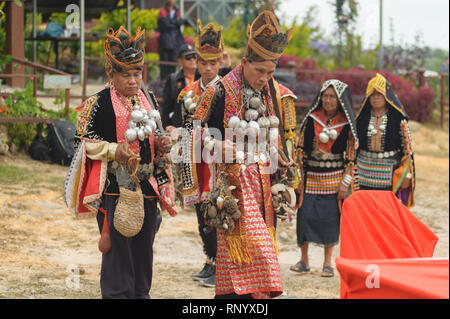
left=337, top=191, right=442, bottom=299
left=336, top=257, right=449, bottom=299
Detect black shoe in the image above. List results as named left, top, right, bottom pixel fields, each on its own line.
left=199, top=272, right=215, bottom=288
left=192, top=263, right=214, bottom=281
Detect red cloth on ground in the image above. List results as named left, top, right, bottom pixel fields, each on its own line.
left=336, top=257, right=449, bottom=299
left=338, top=190, right=441, bottom=299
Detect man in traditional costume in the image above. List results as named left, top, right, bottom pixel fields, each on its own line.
left=64, top=26, right=177, bottom=299
left=176, top=20, right=226, bottom=288
left=188, top=10, right=295, bottom=299
left=291, top=79, right=358, bottom=278
left=355, top=73, right=415, bottom=207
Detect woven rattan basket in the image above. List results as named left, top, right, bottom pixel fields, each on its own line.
left=113, top=139, right=145, bottom=237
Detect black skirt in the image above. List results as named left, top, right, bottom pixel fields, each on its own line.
left=296, top=193, right=341, bottom=247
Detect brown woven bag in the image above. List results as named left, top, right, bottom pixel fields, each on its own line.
left=113, top=139, right=145, bottom=237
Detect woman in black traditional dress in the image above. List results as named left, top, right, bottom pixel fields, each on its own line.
left=291, top=79, right=358, bottom=277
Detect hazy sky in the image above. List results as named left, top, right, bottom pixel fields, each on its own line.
left=278, top=0, right=449, bottom=51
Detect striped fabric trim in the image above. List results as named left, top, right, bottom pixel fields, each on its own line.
left=305, top=169, right=344, bottom=195
left=356, top=157, right=393, bottom=188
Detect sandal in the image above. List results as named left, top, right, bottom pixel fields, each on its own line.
left=321, top=265, right=334, bottom=277
left=290, top=260, right=310, bottom=273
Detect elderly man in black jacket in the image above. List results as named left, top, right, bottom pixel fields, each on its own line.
left=157, top=0, right=186, bottom=80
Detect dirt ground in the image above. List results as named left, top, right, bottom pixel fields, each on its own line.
left=0, top=120, right=448, bottom=299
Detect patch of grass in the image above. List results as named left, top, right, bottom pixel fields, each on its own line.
left=0, top=165, right=31, bottom=184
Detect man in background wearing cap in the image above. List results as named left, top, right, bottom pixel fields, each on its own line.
left=189, top=11, right=296, bottom=299
left=160, top=44, right=197, bottom=129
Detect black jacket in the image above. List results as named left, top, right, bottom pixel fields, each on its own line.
left=161, top=68, right=188, bottom=128
left=157, top=5, right=185, bottom=51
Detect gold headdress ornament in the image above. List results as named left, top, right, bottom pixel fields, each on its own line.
left=104, top=26, right=146, bottom=73
left=245, top=10, right=293, bottom=62
left=195, top=20, right=225, bottom=61
left=357, top=73, right=407, bottom=119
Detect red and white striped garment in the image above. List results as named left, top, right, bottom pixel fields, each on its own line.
left=215, top=163, right=283, bottom=299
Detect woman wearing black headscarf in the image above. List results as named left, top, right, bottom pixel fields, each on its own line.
left=355, top=73, right=415, bottom=208
left=291, top=79, right=358, bottom=278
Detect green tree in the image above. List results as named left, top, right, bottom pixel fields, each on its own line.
left=333, top=0, right=359, bottom=67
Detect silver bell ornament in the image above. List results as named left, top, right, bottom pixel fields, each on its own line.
left=239, top=120, right=248, bottom=130
left=319, top=131, right=330, bottom=143
left=249, top=97, right=262, bottom=109
left=148, top=109, right=161, bottom=121
left=328, top=129, right=338, bottom=140
left=228, top=116, right=241, bottom=129
left=245, top=109, right=259, bottom=122
left=143, top=125, right=153, bottom=136
left=128, top=121, right=137, bottom=129
left=137, top=127, right=146, bottom=141
left=257, top=117, right=270, bottom=129
left=125, top=128, right=138, bottom=141
left=268, top=115, right=279, bottom=128
left=257, top=103, right=266, bottom=115
left=131, top=110, right=144, bottom=122
left=148, top=119, right=157, bottom=132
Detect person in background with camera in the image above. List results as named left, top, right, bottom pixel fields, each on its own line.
left=65, top=26, right=177, bottom=299
left=158, top=0, right=187, bottom=80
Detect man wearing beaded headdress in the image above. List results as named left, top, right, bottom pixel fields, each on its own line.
left=64, top=26, right=177, bottom=299
left=290, top=79, right=358, bottom=278
left=355, top=73, right=415, bottom=208
left=175, top=19, right=226, bottom=288
left=185, top=10, right=296, bottom=299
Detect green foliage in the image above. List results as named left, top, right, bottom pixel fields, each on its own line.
left=86, top=4, right=159, bottom=60
left=91, top=4, right=159, bottom=35
left=49, top=12, right=68, bottom=27
left=1, top=83, right=76, bottom=151
left=222, top=16, right=247, bottom=50
left=283, top=18, right=313, bottom=59
left=2, top=84, right=45, bottom=150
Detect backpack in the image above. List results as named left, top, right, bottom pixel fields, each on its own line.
left=28, top=133, right=52, bottom=162
left=47, top=119, right=76, bottom=166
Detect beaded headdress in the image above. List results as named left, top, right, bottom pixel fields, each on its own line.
left=195, top=20, right=224, bottom=61
left=104, top=26, right=146, bottom=73
left=358, top=73, right=407, bottom=119
left=244, top=10, right=293, bottom=63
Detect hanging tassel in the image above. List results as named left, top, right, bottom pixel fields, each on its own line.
left=226, top=235, right=252, bottom=265
left=268, top=227, right=279, bottom=256
left=98, top=207, right=111, bottom=254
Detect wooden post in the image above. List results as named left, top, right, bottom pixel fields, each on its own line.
left=5, top=0, right=25, bottom=88
left=65, top=88, right=70, bottom=118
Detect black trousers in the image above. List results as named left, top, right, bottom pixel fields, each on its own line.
left=159, top=48, right=177, bottom=81
left=96, top=194, right=158, bottom=299
left=195, top=203, right=217, bottom=261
